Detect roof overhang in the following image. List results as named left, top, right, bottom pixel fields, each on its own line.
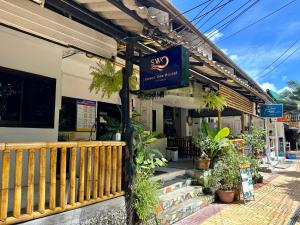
left=0, top=0, right=118, bottom=59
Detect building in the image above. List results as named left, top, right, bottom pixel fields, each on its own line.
left=0, top=0, right=277, bottom=224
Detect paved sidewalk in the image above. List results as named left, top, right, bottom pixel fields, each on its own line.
left=176, top=160, right=300, bottom=225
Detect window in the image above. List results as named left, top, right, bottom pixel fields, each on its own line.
left=152, top=110, right=156, bottom=132
left=0, top=67, right=56, bottom=128
left=59, top=97, right=77, bottom=131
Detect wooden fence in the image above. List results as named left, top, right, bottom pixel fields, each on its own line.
left=0, top=141, right=125, bottom=224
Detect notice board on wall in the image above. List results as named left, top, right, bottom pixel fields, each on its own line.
left=76, top=99, right=96, bottom=132
left=240, top=163, right=255, bottom=203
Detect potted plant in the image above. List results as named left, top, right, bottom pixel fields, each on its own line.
left=243, top=127, right=266, bottom=156
left=195, top=152, right=211, bottom=170
left=249, top=157, right=263, bottom=184
left=213, top=154, right=241, bottom=203
left=193, top=122, right=232, bottom=169
left=202, top=173, right=218, bottom=195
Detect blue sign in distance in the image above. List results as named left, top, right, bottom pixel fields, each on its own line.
left=260, top=104, right=283, bottom=118
left=140, top=45, right=189, bottom=91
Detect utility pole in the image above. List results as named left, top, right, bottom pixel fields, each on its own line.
left=120, top=37, right=135, bottom=225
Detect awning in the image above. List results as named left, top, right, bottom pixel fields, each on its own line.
left=0, top=0, right=117, bottom=59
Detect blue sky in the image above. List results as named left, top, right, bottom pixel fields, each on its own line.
left=171, top=0, right=300, bottom=93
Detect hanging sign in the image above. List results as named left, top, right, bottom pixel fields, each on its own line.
left=240, top=163, right=255, bottom=202
left=277, top=113, right=300, bottom=122
left=76, top=99, right=96, bottom=131
left=260, top=104, right=283, bottom=118
left=140, top=45, right=189, bottom=91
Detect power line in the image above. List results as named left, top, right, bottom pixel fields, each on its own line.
left=191, top=0, right=259, bottom=48
left=193, top=0, right=217, bottom=27
left=217, top=0, right=297, bottom=43
left=169, top=0, right=234, bottom=34
left=258, top=45, right=300, bottom=81
left=177, top=0, right=216, bottom=35
left=162, top=0, right=214, bottom=25
left=257, top=38, right=300, bottom=80
left=197, top=0, right=228, bottom=29
left=205, top=0, right=260, bottom=39
left=204, top=0, right=255, bottom=35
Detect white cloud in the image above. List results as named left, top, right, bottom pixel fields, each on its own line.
left=222, top=46, right=300, bottom=81
left=278, top=86, right=291, bottom=93
left=221, top=48, right=238, bottom=62
left=205, top=29, right=223, bottom=42
left=259, top=82, right=277, bottom=92
left=282, top=75, right=287, bottom=81
left=230, top=54, right=238, bottom=61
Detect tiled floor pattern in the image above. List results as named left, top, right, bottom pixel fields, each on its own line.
left=176, top=160, right=300, bottom=225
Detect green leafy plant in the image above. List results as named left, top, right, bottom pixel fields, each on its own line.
left=213, top=152, right=241, bottom=191
left=243, top=127, right=266, bottom=153
left=89, top=60, right=137, bottom=98
left=98, top=115, right=121, bottom=140
left=133, top=118, right=167, bottom=176
left=133, top=174, right=160, bottom=222
left=193, top=122, right=232, bottom=167
left=132, top=113, right=167, bottom=222
left=203, top=90, right=227, bottom=111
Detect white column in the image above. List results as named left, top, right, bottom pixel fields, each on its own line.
left=274, top=121, right=279, bottom=160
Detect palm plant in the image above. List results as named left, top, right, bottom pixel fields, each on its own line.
left=89, top=60, right=137, bottom=98
left=279, top=80, right=300, bottom=114
left=203, top=90, right=227, bottom=111
left=193, top=122, right=232, bottom=168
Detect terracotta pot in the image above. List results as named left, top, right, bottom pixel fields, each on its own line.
left=234, top=187, right=241, bottom=201
left=256, top=176, right=263, bottom=183
left=217, top=189, right=235, bottom=203
left=195, top=159, right=210, bottom=170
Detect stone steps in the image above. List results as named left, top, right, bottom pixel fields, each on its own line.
left=155, top=175, right=214, bottom=225
left=159, top=177, right=191, bottom=195
left=157, top=185, right=203, bottom=213
left=157, top=194, right=214, bottom=225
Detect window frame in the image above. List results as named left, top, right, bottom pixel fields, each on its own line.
left=0, top=66, right=56, bottom=128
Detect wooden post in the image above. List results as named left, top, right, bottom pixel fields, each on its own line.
left=120, top=38, right=135, bottom=225
left=105, top=145, right=112, bottom=196
left=86, top=147, right=92, bottom=201
left=26, top=149, right=35, bottom=214
left=60, top=147, right=67, bottom=208
left=93, top=146, right=99, bottom=199
left=70, top=147, right=77, bottom=205
left=111, top=145, right=117, bottom=195
left=79, top=147, right=85, bottom=203
left=117, top=145, right=122, bottom=193
left=98, top=145, right=105, bottom=198
left=0, top=150, right=10, bottom=221
left=241, top=112, right=245, bottom=133
left=13, top=150, right=23, bottom=218
left=49, top=147, right=57, bottom=209
left=218, top=111, right=222, bottom=130
left=38, top=147, right=46, bottom=213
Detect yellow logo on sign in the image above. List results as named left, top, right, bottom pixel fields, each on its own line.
left=150, top=56, right=169, bottom=71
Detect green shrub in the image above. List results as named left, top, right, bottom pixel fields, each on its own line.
left=134, top=174, right=160, bottom=222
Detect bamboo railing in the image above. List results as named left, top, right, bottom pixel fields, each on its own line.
left=0, top=141, right=125, bottom=225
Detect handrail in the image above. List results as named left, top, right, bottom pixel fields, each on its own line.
left=0, top=141, right=125, bottom=225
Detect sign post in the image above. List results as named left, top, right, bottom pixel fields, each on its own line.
left=240, top=163, right=255, bottom=203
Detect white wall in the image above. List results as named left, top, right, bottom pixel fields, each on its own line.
left=152, top=102, right=164, bottom=133
left=0, top=26, right=63, bottom=142
left=222, top=116, right=242, bottom=135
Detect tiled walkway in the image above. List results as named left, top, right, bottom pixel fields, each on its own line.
left=176, top=160, right=300, bottom=225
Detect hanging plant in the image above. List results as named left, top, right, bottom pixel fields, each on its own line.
left=89, top=60, right=137, bottom=98
left=203, top=90, right=227, bottom=111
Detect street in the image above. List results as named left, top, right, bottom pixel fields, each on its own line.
left=177, top=160, right=300, bottom=225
